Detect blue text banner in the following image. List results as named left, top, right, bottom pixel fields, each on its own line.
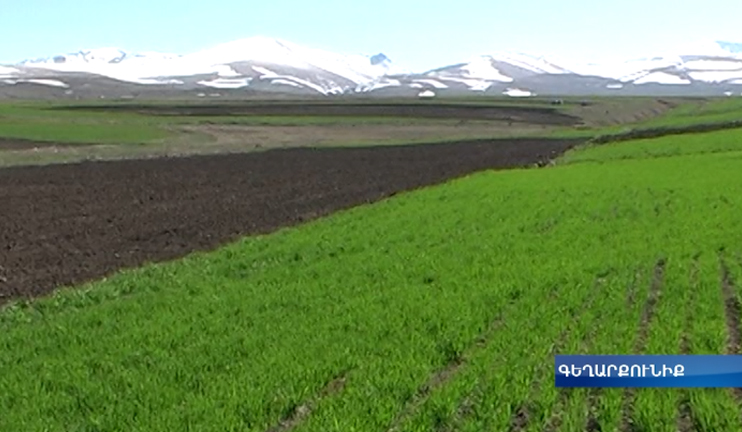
left=555, top=355, right=742, bottom=387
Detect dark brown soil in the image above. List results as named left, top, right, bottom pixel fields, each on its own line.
left=509, top=406, right=531, bottom=432
left=56, top=102, right=582, bottom=125
left=0, top=137, right=580, bottom=304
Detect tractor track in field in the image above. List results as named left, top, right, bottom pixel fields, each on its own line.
left=619, top=259, right=666, bottom=432
left=0, top=137, right=581, bottom=305
left=570, top=269, right=643, bottom=432
left=433, top=273, right=607, bottom=432
left=720, top=255, right=741, bottom=356
left=677, top=255, right=699, bottom=432
left=510, top=275, right=609, bottom=432
left=432, top=287, right=558, bottom=432
left=265, top=371, right=349, bottom=432
left=386, top=309, right=511, bottom=432
left=385, top=284, right=548, bottom=432
left=719, top=251, right=742, bottom=408
left=626, top=269, right=643, bottom=310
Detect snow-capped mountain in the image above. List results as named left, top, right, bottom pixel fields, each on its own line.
left=380, top=53, right=571, bottom=93
left=562, top=39, right=742, bottom=86
left=3, top=37, right=742, bottom=99
left=11, top=37, right=404, bottom=94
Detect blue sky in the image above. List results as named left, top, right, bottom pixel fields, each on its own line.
left=2, top=0, right=741, bottom=71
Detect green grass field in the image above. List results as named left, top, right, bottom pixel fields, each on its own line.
left=2, top=112, right=742, bottom=430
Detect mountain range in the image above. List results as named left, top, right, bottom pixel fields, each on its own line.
left=2, top=37, right=742, bottom=99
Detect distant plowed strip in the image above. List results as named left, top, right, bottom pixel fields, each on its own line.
left=59, top=102, right=582, bottom=125
left=620, top=259, right=666, bottom=432
left=0, top=138, right=581, bottom=304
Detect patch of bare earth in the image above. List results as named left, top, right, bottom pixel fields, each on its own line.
left=265, top=372, right=349, bottom=432
left=677, top=255, right=699, bottom=432
left=619, top=259, right=666, bottom=432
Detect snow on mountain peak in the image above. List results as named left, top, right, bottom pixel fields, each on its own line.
left=0, top=65, right=20, bottom=76
left=459, top=56, right=513, bottom=82
left=181, top=36, right=397, bottom=83
left=485, top=52, right=571, bottom=74
left=185, top=36, right=296, bottom=66
left=13, top=36, right=402, bottom=90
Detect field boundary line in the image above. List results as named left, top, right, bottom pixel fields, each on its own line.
left=588, top=120, right=742, bottom=146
